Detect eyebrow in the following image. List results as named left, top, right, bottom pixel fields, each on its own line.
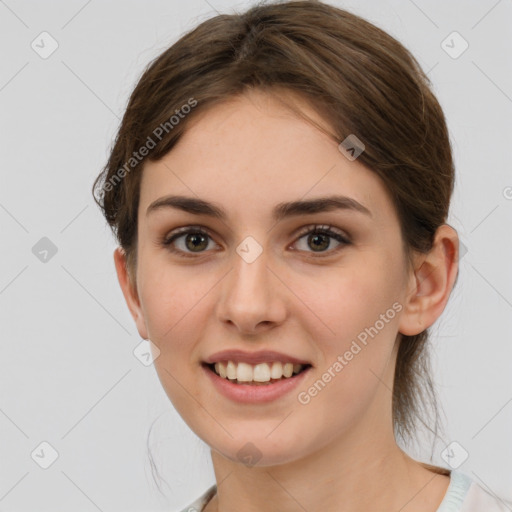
left=146, top=194, right=372, bottom=220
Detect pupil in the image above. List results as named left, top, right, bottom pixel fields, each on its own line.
left=184, top=233, right=330, bottom=252
left=309, top=233, right=328, bottom=251
left=186, top=233, right=207, bottom=251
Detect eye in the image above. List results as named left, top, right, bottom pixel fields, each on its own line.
left=161, top=226, right=217, bottom=257
left=160, top=224, right=351, bottom=258
left=292, top=224, right=351, bottom=256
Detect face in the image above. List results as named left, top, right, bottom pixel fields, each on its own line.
left=116, top=89, right=420, bottom=467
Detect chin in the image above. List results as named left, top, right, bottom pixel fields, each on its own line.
left=209, top=435, right=308, bottom=468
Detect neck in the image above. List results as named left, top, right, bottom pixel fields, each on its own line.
left=205, top=428, right=449, bottom=512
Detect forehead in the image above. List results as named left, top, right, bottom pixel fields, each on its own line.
left=139, top=90, right=396, bottom=226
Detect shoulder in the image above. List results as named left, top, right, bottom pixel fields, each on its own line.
left=437, top=470, right=512, bottom=512
left=176, top=484, right=217, bottom=512
left=175, top=474, right=512, bottom=512
left=461, top=480, right=512, bottom=511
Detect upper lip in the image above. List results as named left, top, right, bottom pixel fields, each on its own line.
left=203, top=349, right=312, bottom=366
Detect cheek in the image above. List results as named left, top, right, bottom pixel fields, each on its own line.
left=138, top=261, right=212, bottom=341
left=138, top=267, right=212, bottom=412
left=298, top=267, right=401, bottom=404
left=300, top=265, right=400, bottom=344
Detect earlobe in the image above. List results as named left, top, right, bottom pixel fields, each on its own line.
left=113, top=247, right=149, bottom=340
left=398, top=224, right=459, bottom=336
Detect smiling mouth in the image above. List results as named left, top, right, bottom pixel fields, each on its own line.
left=203, top=361, right=312, bottom=385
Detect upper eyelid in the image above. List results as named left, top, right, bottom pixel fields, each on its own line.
left=294, top=223, right=349, bottom=239
left=162, top=224, right=350, bottom=250
left=163, top=223, right=348, bottom=240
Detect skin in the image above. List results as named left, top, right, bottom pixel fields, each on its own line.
left=114, top=89, right=459, bottom=512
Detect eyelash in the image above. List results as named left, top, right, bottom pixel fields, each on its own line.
left=161, top=224, right=351, bottom=259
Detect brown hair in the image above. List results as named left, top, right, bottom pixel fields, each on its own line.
left=93, top=0, right=456, bottom=451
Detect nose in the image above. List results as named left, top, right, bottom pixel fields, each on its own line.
left=215, top=245, right=287, bottom=335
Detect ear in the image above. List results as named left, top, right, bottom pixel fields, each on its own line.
left=113, top=247, right=149, bottom=340
left=398, top=224, right=459, bottom=336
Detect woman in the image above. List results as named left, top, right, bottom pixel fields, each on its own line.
left=92, top=1, right=510, bottom=510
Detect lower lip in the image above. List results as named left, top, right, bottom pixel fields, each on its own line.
left=202, top=363, right=312, bottom=404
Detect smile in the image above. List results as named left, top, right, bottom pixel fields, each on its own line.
left=202, top=361, right=312, bottom=403
left=207, top=360, right=310, bottom=385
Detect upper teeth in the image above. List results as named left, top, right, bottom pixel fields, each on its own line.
left=213, top=361, right=305, bottom=382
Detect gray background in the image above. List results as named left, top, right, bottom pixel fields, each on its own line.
left=1, top=0, right=511, bottom=510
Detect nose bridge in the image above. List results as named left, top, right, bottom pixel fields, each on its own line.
left=228, top=238, right=273, bottom=303
left=216, top=236, right=286, bottom=331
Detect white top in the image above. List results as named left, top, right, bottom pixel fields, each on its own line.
left=177, top=470, right=512, bottom=512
